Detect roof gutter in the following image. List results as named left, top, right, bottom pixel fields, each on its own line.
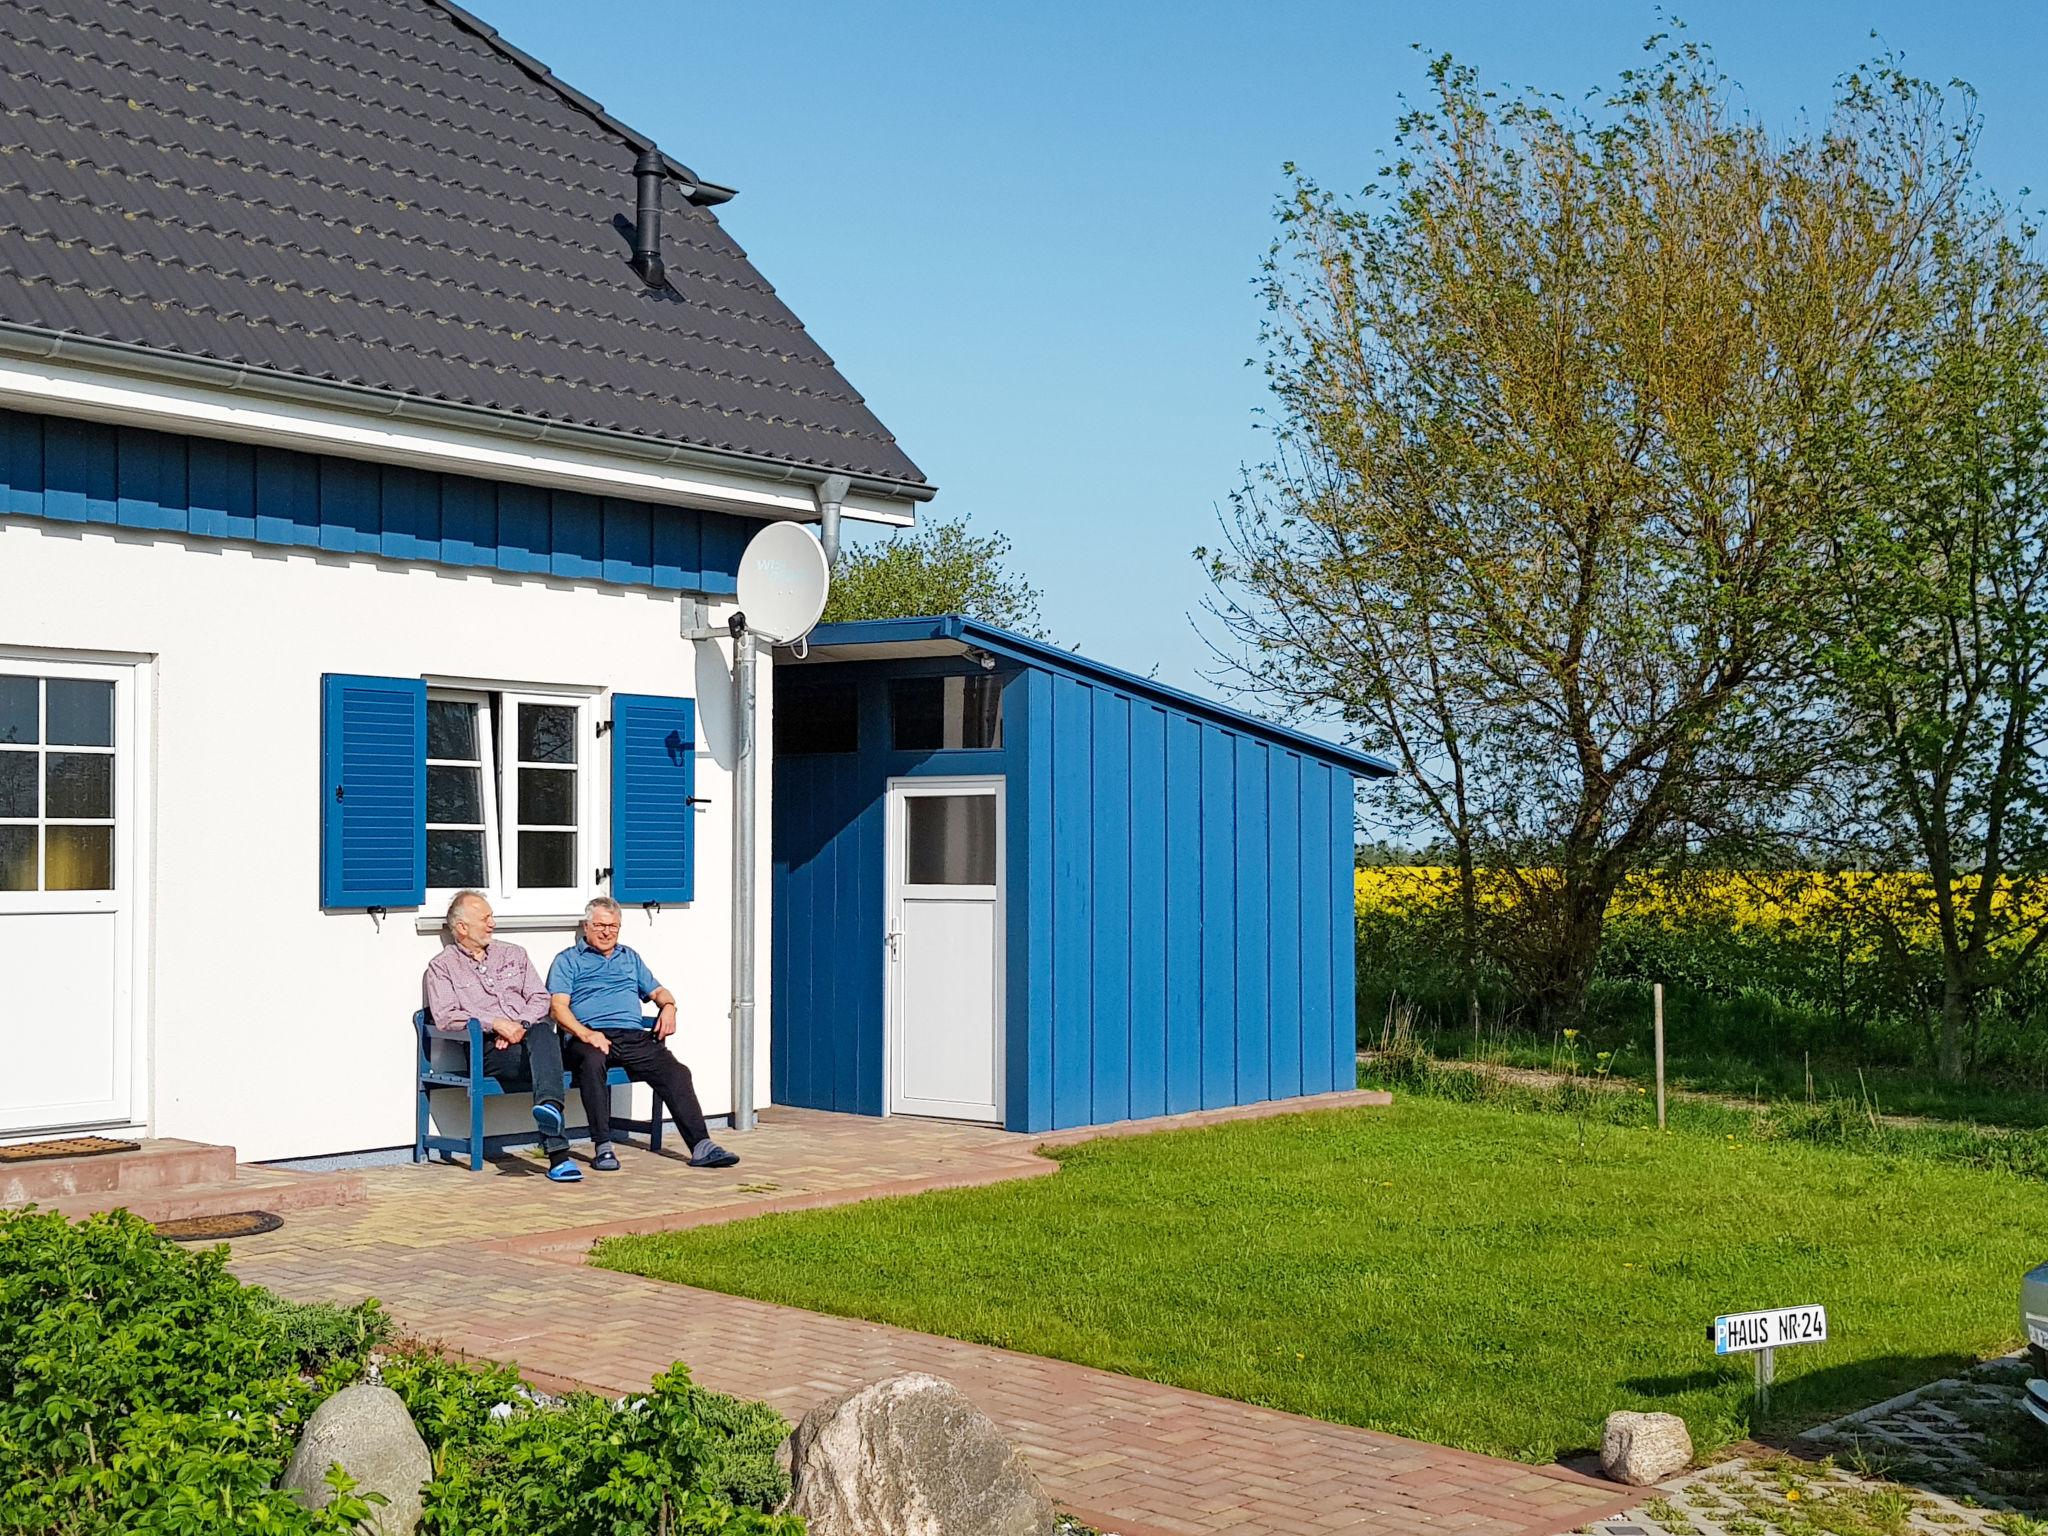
left=0, top=322, right=936, bottom=512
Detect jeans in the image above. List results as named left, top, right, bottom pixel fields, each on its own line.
left=563, top=1028, right=711, bottom=1150
left=479, top=1021, right=568, bottom=1155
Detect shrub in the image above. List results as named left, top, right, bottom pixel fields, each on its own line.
left=0, top=1209, right=799, bottom=1536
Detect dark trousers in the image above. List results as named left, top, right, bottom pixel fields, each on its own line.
left=563, top=1028, right=710, bottom=1150
left=478, top=1022, right=567, bottom=1154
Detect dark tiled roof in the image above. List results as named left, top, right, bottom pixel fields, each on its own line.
left=0, top=0, right=929, bottom=490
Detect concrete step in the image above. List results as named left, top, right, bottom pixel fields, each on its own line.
left=38, top=1165, right=366, bottom=1225
left=0, top=1138, right=236, bottom=1206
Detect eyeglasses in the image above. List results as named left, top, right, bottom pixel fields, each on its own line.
left=587, top=922, right=621, bottom=933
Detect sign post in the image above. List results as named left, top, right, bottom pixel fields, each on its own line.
left=1710, top=1305, right=1826, bottom=1420
left=1653, top=982, right=1666, bottom=1130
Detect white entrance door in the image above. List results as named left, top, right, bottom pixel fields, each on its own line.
left=886, top=777, right=1004, bottom=1122
left=0, top=659, right=141, bottom=1135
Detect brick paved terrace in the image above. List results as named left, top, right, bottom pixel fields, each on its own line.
left=221, top=1094, right=1632, bottom=1536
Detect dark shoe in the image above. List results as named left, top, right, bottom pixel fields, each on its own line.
left=533, top=1100, right=565, bottom=1139
left=689, top=1138, right=739, bottom=1169
left=544, top=1151, right=583, bottom=1183
left=591, top=1145, right=621, bottom=1172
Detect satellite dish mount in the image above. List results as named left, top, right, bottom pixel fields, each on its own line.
left=723, top=520, right=832, bottom=1133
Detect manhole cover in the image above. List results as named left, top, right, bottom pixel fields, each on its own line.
left=153, top=1210, right=283, bottom=1242
left=0, top=1135, right=141, bottom=1163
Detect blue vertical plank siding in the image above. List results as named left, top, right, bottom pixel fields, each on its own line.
left=1126, top=703, right=1168, bottom=1121
left=1088, top=689, right=1131, bottom=1124
left=0, top=409, right=741, bottom=595
left=1049, top=676, right=1096, bottom=1128
left=1198, top=725, right=1238, bottom=1109
left=1268, top=750, right=1303, bottom=1101
left=767, top=632, right=1379, bottom=1133
left=1234, top=736, right=1271, bottom=1105
left=1331, top=765, right=1359, bottom=1076
left=1298, top=763, right=1335, bottom=1094
left=1010, top=668, right=1055, bottom=1131
left=1162, top=714, right=1205, bottom=1115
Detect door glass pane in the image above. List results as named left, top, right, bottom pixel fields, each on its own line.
left=0, top=677, right=34, bottom=745
left=519, top=767, right=576, bottom=825
left=427, top=829, right=488, bottom=889
left=904, top=794, right=997, bottom=885
left=46, top=753, right=112, bottom=819
left=0, top=825, right=32, bottom=890
left=518, top=830, right=575, bottom=889
left=518, top=703, right=578, bottom=765
left=426, top=699, right=478, bottom=760
left=46, top=680, right=113, bottom=747
left=0, top=751, right=35, bottom=818
left=426, top=765, right=483, bottom=825
left=45, top=825, right=112, bottom=891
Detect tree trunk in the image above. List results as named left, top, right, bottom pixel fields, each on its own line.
left=1937, top=978, right=1969, bottom=1083
left=1524, top=881, right=1610, bottom=1027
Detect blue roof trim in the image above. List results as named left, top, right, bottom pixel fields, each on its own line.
left=796, top=616, right=1396, bottom=778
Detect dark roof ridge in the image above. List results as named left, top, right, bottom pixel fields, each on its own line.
left=423, top=0, right=736, bottom=205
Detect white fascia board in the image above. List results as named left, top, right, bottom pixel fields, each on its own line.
left=0, top=352, right=922, bottom=527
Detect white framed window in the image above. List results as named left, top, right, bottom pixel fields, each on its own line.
left=0, top=671, right=118, bottom=898
left=424, top=685, right=596, bottom=913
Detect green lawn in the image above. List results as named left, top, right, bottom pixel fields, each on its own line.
left=593, top=1097, right=2048, bottom=1464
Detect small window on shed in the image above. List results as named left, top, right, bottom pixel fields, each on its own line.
left=892, top=675, right=1004, bottom=751
left=776, top=680, right=859, bottom=755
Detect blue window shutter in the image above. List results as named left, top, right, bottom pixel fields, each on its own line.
left=320, top=674, right=426, bottom=909
left=611, top=693, right=696, bottom=904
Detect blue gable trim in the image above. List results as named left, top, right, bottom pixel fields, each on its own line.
left=0, top=407, right=748, bottom=596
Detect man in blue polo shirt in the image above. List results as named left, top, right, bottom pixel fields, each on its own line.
left=547, top=896, right=738, bottom=1171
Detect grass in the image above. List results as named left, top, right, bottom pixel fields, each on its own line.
left=594, top=1094, right=2048, bottom=1465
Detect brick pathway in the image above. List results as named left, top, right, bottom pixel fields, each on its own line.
left=224, top=1096, right=1629, bottom=1536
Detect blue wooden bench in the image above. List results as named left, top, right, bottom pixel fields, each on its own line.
left=412, top=1011, right=665, bottom=1169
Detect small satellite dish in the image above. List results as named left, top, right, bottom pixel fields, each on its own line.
left=735, top=520, right=831, bottom=644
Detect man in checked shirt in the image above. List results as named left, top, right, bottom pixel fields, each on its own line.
left=422, top=889, right=585, bottom=1183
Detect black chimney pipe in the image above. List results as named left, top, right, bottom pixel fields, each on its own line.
left=631, top=147, right=666, bottom=288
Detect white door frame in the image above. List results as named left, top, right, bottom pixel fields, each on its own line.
left=0, top=649, right=152, bottom=1138
left=883, top=774, right=1006, bottom=1122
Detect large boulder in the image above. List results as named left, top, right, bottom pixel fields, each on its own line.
left=281, top=1383, right=432, bottom=1535
left=1600, top=1410, right=1693, bottom=1486
left=787, top=1373, right=1054, bottom=1536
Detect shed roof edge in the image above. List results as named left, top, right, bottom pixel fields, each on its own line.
left=792, top=616, right=1396, bottom=778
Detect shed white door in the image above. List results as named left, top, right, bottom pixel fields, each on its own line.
left=0, top=660, right=140, bottom=1135
left=886, top=777, right=1004, bottom=1122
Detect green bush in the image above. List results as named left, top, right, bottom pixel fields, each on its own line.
left=0, top=1207, right=385, bottom=1534
left=0, top=1208, right=800, bottom=1536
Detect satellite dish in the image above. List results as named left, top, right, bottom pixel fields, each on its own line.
left=735, top=521, right=830, bottom=644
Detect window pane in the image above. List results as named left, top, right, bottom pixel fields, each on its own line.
left=519, top=767, right=576, bottom=826
left=46, top=680, right=113, bottom=747
left=45, top=824, right=112, bottom=890
left=0, top=751, right=35, bottom=818
left=518, top=829, right=575, bottom=889
left=426, top=765, right=483, bottom=825
left=46, top=752, right=112, bottom=819
left=427, top=829, right=488, bottom=889
left=427, top=699, right=478, bottom=761
left=891, top=676, right=1004, bottom=751
left=904, top=794, right=997, bottom=885
left=518, top=703, right=578, bottom=765
left=776, top=681, right=859, bottom=755
left=0, top=677, right=34, bottom=745
left=0, top=825, right=32, bottom=890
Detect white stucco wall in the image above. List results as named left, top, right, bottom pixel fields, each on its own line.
left=0, top=517, right=773, bottom=1161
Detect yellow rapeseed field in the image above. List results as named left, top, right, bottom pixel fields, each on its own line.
left=1354, top=866, right=2048, bottom=947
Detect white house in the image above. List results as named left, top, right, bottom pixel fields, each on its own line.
left=0, top=0, right=931, bottom=1160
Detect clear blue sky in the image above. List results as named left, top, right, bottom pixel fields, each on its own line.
left=473, top=0, right=2047, bottom=702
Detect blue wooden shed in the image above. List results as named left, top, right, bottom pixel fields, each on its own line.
left=771, top=616, right=1393, bottom=1133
